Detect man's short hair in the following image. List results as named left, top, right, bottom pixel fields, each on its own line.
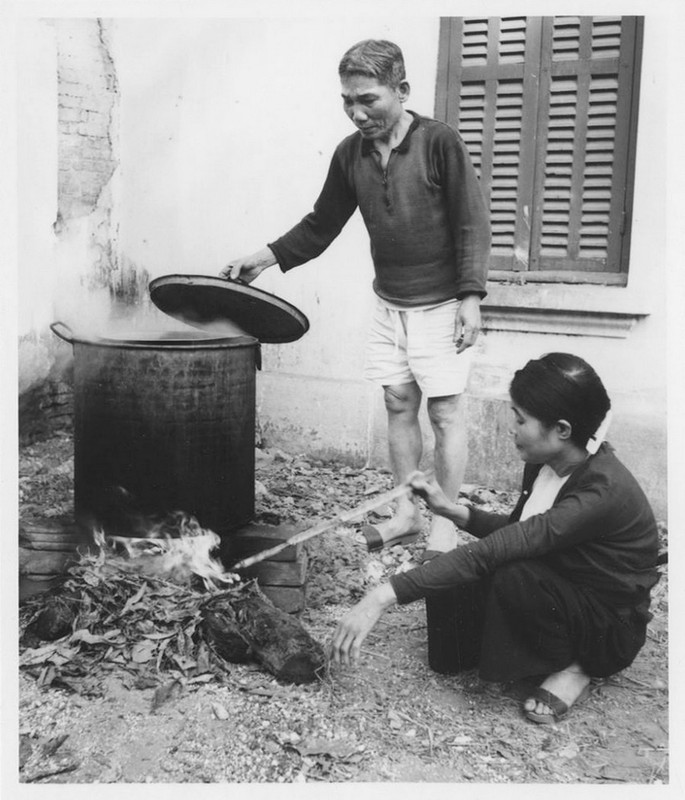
left=338, top=40, right=406, bottom=89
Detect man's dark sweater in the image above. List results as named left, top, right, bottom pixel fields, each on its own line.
left=390, top=443, right=659, bottom=615
left=268, top=112, right=491, bottom=306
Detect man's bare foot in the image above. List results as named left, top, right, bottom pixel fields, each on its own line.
left=371, top=502, right=424, bottom=544
left=425, top=514, right=458, bottom=553
left=524, top=662, right=592, bottom=718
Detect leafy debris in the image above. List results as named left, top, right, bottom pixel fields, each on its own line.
left=19, top=545, right=249, bottom=695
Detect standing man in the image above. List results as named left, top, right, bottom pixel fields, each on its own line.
left=222, top=39, right=490, bottom=556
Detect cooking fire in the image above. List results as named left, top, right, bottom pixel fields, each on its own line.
left=20, top=512, right=327, bottom=697
left=99, top=512, right=240, bottom=590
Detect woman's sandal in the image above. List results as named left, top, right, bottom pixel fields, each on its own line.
left=524, top=682, right=595, bottom=725
left=360, top=525, right=420, bottom=553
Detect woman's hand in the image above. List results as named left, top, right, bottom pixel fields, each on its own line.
left=408, top=471, right=471, bottom=528
left=330, top=584, right=397, bottom=666
left=408, top=471, right=452, bottom=514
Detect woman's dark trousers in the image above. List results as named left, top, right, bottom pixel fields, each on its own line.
left=425, top=559, right=646, bottom=682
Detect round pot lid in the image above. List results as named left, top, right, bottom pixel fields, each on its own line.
left=148, top=274, right=309, bottom=344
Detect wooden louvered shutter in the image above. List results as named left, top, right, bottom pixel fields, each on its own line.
left=436, top=17, right=543, bottom=271
left=435, top=16, right=641, bottom=282
left=530, top=16, right=639, bottom=276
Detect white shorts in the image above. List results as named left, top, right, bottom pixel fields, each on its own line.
left=363, top=297, right=473, bottom=397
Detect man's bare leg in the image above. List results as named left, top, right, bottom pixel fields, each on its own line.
left=371, top=382, right=424, bottom=543
left=425, top=394, right=467, bottom=552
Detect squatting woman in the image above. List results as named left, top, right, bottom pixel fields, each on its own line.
left=331, top=353, right=660, bottom=724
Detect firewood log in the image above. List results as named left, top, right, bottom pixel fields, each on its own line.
left=200, top=595, right=252, bottom=664
left=23, top=591, right=80, bottom=643
left=223, top=583, right=325, bottom=684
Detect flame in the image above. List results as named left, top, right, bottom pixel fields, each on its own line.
left=93, top=511, right=240, bottom=590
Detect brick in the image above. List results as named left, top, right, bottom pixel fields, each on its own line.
left=222, top=522, right=305, bottom=564
left=241, top=555, right=308, bottom=587
left=59, top=91, right=88, bottom=106
left=20, top=519, right=85, bottom=551
left=76, top=122, right=108, bottom=138
left=57, top=68, right=83, bottom=85
left=59, top=106, right=86, bottom=123
left=19, top=547, right=79, bottom=576
left=259, top=585, right=307, bottom=614
left=79, top=142, right=112, bottom=160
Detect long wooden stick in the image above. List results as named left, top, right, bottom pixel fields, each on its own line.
left=230, top=471, right=433, bottom=570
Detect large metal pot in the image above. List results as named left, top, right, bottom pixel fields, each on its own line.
left=51, top=322, right=260, bottom=536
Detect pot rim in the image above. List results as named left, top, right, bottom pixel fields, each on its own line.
left=63, top=329, right=259, bottom=349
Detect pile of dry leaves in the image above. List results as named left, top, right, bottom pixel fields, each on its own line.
left=20, top=546, right=234, bottom=699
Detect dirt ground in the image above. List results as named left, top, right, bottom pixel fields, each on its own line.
left=14, top=431, right=669, bottom=786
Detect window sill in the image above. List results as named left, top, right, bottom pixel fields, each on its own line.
left=481, top=281, right=651, bottom=339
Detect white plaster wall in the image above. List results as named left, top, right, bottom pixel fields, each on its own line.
left=16, top=17, right=122, bottom=392
left=108, top=17, right=440, bottom=462
left=17, top=19, right=57, bottom=337
left=109, top=18, right=440, bottom=370
left=16, top=18, right=58, bottom=392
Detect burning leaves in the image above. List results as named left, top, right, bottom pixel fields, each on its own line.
left=99, top=510, right=240, bottom=590
left=20, top=524, right=325, bottom=696
left=19, top=547, right=221, bottom=695
left=20, top=533, right=231, bottom=695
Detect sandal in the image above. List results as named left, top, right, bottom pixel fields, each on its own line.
left=524, top=683, right=594, bottom=725
left=361, top=525, right=420, bottom=553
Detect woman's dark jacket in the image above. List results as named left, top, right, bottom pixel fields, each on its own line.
left=389, top=443, right=659, bottom=617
